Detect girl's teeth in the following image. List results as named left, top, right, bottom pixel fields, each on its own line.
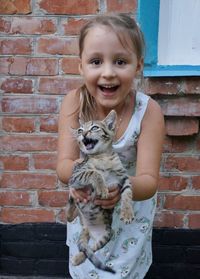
left=99, top=85, right=118, bottom=92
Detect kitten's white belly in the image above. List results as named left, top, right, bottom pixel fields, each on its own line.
left=88, top=224, right=108, bottom=241
left=103, top=172, right=119, bottom=186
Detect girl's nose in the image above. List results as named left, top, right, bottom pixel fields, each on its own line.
left=101, top=63, right=116, bottom=78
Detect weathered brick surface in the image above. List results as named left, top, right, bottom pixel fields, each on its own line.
left=0, top=0, right=200, bottom=229
left=39, top=0, right=99, bottom=15
left=0, top=0, right=31, bottom=15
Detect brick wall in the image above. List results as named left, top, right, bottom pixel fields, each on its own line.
left=0, top=0, right=200, bottom=228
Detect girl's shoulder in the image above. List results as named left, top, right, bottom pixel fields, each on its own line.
left=142, top=96, right=165, bottom=132
left=60, top=89, right=80, bottom=118
left=148, top=97, right=163, bottom=116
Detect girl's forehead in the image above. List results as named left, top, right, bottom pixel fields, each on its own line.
left=84, top=25, right=134, bottom=52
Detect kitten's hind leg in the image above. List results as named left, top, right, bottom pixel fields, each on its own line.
left=71, top=228, right=89, bottom=266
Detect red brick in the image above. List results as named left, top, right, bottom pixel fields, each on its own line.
left=188, top=214, right=200, bottom=229
left=40, top=116, right=58, bottom=133
left=61, top=57, right=80, bottom=74
left=0, top=0, right=31, bottom=14
left=1, top=78, right=33, bottom=93
left=2, top=117, right=35, bottom=132
left=38, top=191, right=68, bottom=207
left=0, top=191, right=31, bottom=206
left=0, top=38, right=32, bottom=55
left=159, top=97, right=200, bottom=116
left=165, top=117, right=199, bottom=136
left=39, top=77, right=82, bottom=94
left=158, top=176, right=188, bottom=191
left=0, top=57, right=12, bottom=74
left=145, top=77, right=181, bottom=95
left=39, top=0, right=99, bottom=15
left=1, top=135, right=57, bottom=152
left=9, top=57, right=58, bottom=75
left=107, top=0, right=137, bottom=12
left=154, top=211, right=185, bottom=228
left=192, top=176, right=200, bottom=190
left=10, top=17, right=56, bottom=34
left=1, top=173, right=57, bottom=189
left=2, top=97, right=58, bottom=113
left=0, top=208, right=55, bottom=224
left=33, top=153, right=57, bottom=170
left=0, top=155, right=29, bottom=170
left=62, top=18, right=88, bottom=35
left=37, top=37, right=78, bottom=55
left=163, top=136, right=193, bottom=153
left=164, top=195, right=200, bottom=210
left=0, top=18, right=11, bottom=32
left=184, top=77, right=200, bottom=94
left=164, top=155, right=200, bottom=172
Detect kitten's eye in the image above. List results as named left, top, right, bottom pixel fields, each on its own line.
left=77, top=128, right=83, bottom=134
left=90, top=125, right=100, bottom=131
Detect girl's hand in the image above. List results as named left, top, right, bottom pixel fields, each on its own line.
left=69, top=187, right=91, bottom=203
left=94, top=185, right=120, bottom=209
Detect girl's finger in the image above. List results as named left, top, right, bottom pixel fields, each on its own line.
left=70, top=188, right=90, bottom=203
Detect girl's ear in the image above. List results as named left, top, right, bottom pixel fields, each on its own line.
left=78, top=58, right=83, bottom=76
left=136, top=58, right=144, bottom=75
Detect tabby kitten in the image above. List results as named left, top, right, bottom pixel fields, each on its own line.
left=67, top=110, right=134, bottom=274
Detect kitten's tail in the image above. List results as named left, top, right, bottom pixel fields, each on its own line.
left=81, top=245, right=116, bottom=274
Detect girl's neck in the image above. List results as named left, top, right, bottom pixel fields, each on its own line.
left=96, top=90, right=136, bottom=120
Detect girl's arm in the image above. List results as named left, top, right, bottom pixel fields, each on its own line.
left=130, top=98, right=165, bottom=201
left=56, top=90, right=94, bottom=202
left=56, top=90, right=80, bottom=184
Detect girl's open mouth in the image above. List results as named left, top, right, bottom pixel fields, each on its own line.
left=99, top=85, right=119, bottom=93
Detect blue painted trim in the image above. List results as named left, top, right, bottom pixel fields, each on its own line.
left=144, top=65, right=200, bottom=77
left=137, top=0, right=200, bottom=77
left=137, top=0, right=160, bottom=65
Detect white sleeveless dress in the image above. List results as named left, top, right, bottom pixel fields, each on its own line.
left=67, top=92, right=157, bottom=279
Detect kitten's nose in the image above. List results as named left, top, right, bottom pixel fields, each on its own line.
left=83, top=131, right=89, bottom=138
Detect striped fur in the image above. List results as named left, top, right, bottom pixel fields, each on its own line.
left=67, top=110, right=134, bottom=273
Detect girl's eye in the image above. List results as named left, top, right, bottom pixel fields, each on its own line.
left=77, top=128, right=83, bottom=134
left=91, top=125, right=100, bottom=131
left=116, top=59, right=126, bottom=66
left=90, top=59, right=101, bottom=65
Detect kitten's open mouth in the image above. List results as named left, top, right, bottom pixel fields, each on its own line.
left=83, top=137, right=98, bottom=150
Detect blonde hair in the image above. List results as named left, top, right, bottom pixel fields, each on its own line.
left=78, top=13, right=145, bottom=121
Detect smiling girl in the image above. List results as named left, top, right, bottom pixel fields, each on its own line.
left=57, top=13, right=165, bottom=279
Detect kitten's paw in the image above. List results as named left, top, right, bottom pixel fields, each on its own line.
left=120, top=206, right=134, bottom=224
left=96, top=187, right=109, bottom=199
left=71, top=252, right=86, bottom=265
left=101, top=188, right=109, bottom=199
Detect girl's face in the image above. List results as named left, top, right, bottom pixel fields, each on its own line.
left=79, top=25, right=143, bottom=111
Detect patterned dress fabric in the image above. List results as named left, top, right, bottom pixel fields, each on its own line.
left=67, top=92, right=157, bottom=279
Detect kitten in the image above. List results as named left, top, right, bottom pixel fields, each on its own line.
left=67, top=110, right=134, bottom=273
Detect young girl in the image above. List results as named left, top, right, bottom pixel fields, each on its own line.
left=57, top=13, right=165, bottom=279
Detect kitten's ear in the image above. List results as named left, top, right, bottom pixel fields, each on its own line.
left=70, top=127, right=77, bottom=137
left=103, top=110, right=117, bottom=131
left=78, top=117, right=84, bottom=126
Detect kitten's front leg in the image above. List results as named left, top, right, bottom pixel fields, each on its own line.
left=91, top=172, right=109, bottom=199
left=66, top=196, right=78, bottom=222
left=120, top=178, right=134, bottom=224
